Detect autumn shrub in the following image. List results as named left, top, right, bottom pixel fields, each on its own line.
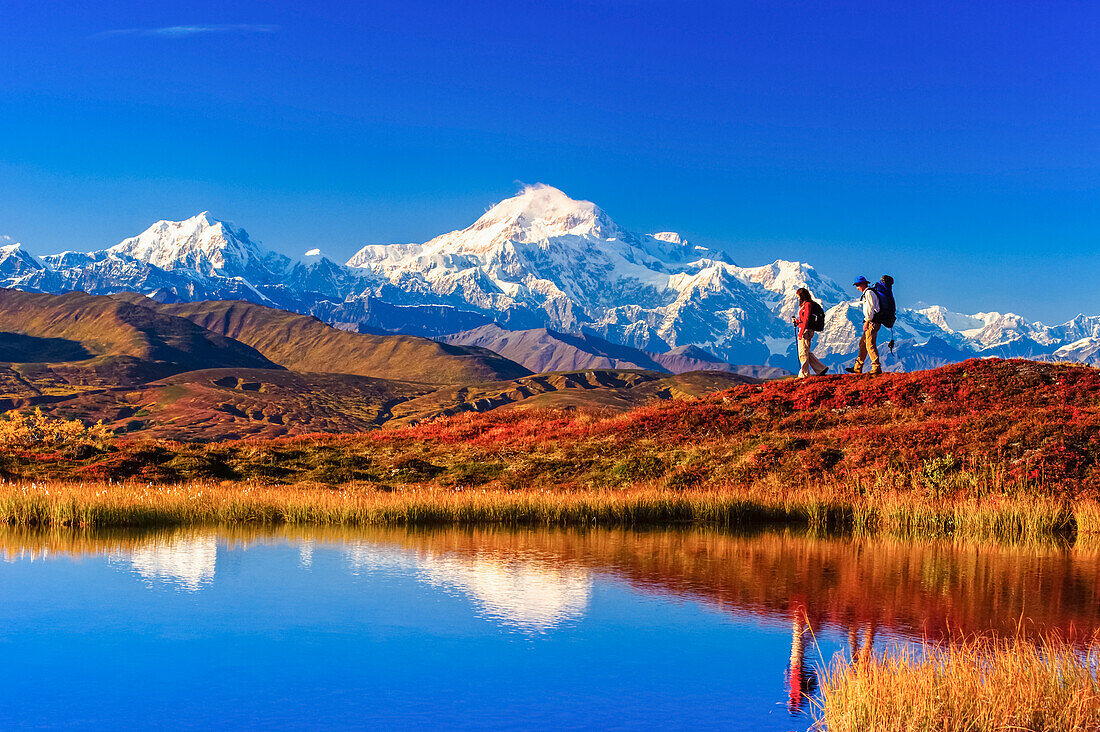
left=919, top=454, right=957, bottom=500
left=2, top=359, right=1099, bottom=507
left=442, top=460, right=503, bottom=487
left=610, top=452, right=666, bottom=485
left=0, top=408, right=112, bottom=453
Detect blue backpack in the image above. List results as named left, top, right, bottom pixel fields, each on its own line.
left=871, top=275, right=896, bottom=328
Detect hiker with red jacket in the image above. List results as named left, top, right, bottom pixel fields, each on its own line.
left=792, top=287, right=828, bottom=378
left=846, top=275, right=884, bottom=375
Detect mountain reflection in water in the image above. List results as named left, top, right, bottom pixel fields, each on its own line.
left=4, top=525, right=1098, bottom=642
left=344, top=541, right=592, bottom=632
left=117, top=533, right=218, bottom=592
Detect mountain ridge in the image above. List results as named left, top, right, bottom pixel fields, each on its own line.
left=3, top=186, right=1098, bottom=371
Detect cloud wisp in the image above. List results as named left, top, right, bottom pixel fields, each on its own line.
left=94, top=24, right=279, bottom=39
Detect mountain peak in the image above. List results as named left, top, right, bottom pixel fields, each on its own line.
left=0, top=241, right=46, bottom=279
left=651, top=232, right=684, bottom=245
left=107, top=212, right=288, bottom=283
left=466, top=184, right=616, bottom=244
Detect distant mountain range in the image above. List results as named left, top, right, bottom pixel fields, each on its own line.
left=440, top=324, right=788, bottom=379
left=3, top=185, right=1098, bottom=371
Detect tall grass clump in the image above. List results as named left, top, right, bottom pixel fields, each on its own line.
left=1073, top=500, right=1100, bottom=536
left=817, top=633, right=1100, bottom=732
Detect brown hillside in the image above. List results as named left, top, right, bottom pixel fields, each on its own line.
left=117, top=296, right=531, bottom=385
left=385, top=369, right=758, bottom=425
left=44, top=368, right=435, bottom=440
left=441, top=324, right=666, bottom=372
left=0, top=289, right=278, bottom=389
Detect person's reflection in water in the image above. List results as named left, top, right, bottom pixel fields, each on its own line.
left=847, top=621, right=877, bottom=665
left=786, top=605, right=819, bottom=715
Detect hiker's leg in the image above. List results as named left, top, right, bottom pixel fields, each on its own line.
left=808, top=347, right=827, bottom=375
left=868, top=323, right=881, bottom=373
left=854, top=327, right=869, bottom=371
left=797, top=336, right=811, bottom=377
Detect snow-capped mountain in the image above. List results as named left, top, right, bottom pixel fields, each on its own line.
left=34, top=212, right=366, bottom=308
left=0, top=243, right=44, bottom=279
left=1051, top=337, right=1100, bottom=364
left=3, top=185, right=1098, bottom=371
left=108, top=212, right=288, bottom=283
left=343, top=184, right=848, bottom=363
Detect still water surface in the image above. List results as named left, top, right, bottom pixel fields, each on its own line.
left=2, top=526, right=1098, bottom=730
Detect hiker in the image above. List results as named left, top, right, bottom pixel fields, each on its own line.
left=846, top=276, right=882, bottom=375
left=792, top=287, right=828, bottom=378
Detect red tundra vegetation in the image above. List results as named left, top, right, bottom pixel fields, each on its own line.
left=1, top=358, right=1099, bottom=534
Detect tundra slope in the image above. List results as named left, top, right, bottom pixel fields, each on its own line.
left=4, top=359, right=1098, bottom=502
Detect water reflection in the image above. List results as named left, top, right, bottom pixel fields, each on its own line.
left=3, top=525, right=1099, bottom=728
left=343, top=539, right=592, bottom=632
left=117, top=532, right=217, bottom=592
left=2, top=525, right=1098, bottom=642
left=377, top=527, right=1100, bottom=643
left=786, top=607, right=819, bottom=715
left=416, top=553, right=591, bottom=632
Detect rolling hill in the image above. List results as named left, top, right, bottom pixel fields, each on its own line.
left=111, top=295, right=531, bottom=385
left=37, top=367, right=756, bottom=440
left=0, top=289, right=758, bottom=438
left=0, top=289, right=279, bottom=392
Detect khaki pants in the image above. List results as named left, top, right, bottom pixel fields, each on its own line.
left=854, top=322, right=881, bottom=373
left=797, top=334, right=827, bottom=378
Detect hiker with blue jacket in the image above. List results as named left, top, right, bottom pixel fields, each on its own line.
left=846, top=275, right=896, bottom=375
left=792, top=287, right=828, bottom=378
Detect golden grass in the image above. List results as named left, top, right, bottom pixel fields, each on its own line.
left=818, top=633, right=1100, bottom=732
left=0, top=481, right=807, bottom=528
left=0, top=479, right=1094, bottom=543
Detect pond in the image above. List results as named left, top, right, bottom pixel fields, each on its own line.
left=2, top=526, right=1098, bottom=730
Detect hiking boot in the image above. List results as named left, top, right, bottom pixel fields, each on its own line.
left=844, top=366, right=859, bottom=374
left=869, top=368, right=883, bottom=375
left=819, top=367, right=830, bottom=376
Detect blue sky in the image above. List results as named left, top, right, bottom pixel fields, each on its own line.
left=1, top=0, right=1097, bottom=322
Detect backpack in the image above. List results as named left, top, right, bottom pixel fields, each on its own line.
left=871, top=275, right=896, bottom=328
left=808, top=300, right=826, bottom=332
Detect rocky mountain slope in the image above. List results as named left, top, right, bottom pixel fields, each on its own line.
left=441, top=323, right=789, bottom=378
left=3, top=187, right=1098, bottom=371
